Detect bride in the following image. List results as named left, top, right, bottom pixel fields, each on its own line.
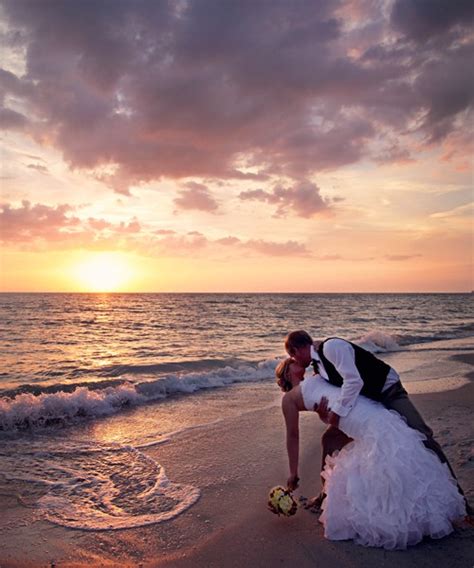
left=275, top=358, right=466, bottom=550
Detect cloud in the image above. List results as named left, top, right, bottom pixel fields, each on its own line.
left=385, top=254, right=422, bottom=261
left=0, top=200, right=310, bottom=258
left=373, top=142, right=414, bottom=165
left=147, top=232, right=310, bottom=257
left=0, top=67, right=34, bottom=99
left=117, top=218, right=141, bottom=233
left=0, top=200, right=141, bottom=246
left=146, top=231, right=310, bottom=258
left=391, top=0, right=474, bottom=42
left=0, top=200, right=79, bottom=242
left=174, top=182, right=219, bottom=213
left=430, top=202, right=473, bottom=219
left=27, top=163, right=49, bottom=174
left=0, top=0, right=472, bottom=191
left=244, top=239, right=310, bottom=257
left=154, top=229, right=176, bottom=235
left=148, top=230, right=209, bottom=255
left=215, top=236, right=241, bottom=246
left=414, top=44, right=474, bottom=143
left=239, top=180, right=331, bottom=218
left=214, top=234, right=309, bottom=256
left=86, top=218, right=112, bottom=231
left=0, top=106, right=28, bottom=130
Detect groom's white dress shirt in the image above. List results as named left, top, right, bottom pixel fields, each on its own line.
left=311, top=338, right=399, bottom=418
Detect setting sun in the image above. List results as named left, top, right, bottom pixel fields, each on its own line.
left=71, top=252, right=135, bottom=292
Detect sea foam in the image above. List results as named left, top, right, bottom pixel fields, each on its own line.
left=1, top=440, right=200, bottom=530
left=356, top=330, right=401, bottom=353
left=0, top=359, right=279, bottom=431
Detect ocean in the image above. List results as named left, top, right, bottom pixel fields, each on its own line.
left=0, top=293, right=473, bottom=532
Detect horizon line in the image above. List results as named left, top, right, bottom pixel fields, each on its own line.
left=0, top=291, right=472, bottom=295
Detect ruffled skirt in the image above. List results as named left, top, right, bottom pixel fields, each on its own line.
left=320, top=403, right=465, bottom=549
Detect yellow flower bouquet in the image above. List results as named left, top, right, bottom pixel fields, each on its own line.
left=267, top=486, right=298, bottom=517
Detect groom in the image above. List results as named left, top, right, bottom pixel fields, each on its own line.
left=284, top=330, right=469, bottom=511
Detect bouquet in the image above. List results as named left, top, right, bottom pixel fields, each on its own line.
left=267, top=486, right=298, bottom=517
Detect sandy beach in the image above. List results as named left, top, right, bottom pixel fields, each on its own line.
left=1, top=348, right=473, bottom=567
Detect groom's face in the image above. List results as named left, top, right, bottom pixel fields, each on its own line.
left=291, top=344, right=311, bottom=367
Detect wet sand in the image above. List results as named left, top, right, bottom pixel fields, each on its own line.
left=1, top=351, right=473, bottom=567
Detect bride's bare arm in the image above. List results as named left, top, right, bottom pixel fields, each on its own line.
left=282, top=393, right=299, bottom=489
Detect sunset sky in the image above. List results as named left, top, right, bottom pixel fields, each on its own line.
left=0, top=0, right=472, bottom=292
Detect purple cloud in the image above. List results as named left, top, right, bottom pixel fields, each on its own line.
left=391, top=0, right=474, bottom=42
left=239, top=180, right=331, bottom=218
left=0, top=0, right=471, bottom=192
left=414, top=45, right=474, bottom=143
left=174, top=182, right=219, bottom=213
left=0, top=200, right=142, bottom=246
left=0, top=107, right=28, bottom=130
left=0, top=201, right=79, bottom=242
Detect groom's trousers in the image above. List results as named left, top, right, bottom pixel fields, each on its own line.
left=320, top=380, right=465, bottom=498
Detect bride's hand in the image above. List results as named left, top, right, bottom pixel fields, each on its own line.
left=314, top=396, right=330, bottom=423
left=287, top=475, right=299, bottom=491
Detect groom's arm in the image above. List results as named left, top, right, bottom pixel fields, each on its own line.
left=323, top=339, right=364, bottom=424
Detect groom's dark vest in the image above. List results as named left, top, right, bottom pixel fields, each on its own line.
left=316, top=337, right=392, bottom=401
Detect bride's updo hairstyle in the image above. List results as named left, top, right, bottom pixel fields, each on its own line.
left=275, top=358, right=294, bottom=392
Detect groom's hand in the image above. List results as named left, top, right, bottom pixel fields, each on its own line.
left=314, top=396, right=330, bottom=423
left=314, top=398, right=341, bottom=427
left=327, top=411, right=340, bottom=428
left=313, top=396, right=331, bottom=424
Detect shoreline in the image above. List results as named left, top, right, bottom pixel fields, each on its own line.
left=1, top=350, right=473, bottom=567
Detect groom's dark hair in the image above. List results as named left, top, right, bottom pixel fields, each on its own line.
left=285, top=330, right=313, bottom=355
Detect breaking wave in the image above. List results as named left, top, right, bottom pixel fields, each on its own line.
left=0, top=359, right=279, bottom=431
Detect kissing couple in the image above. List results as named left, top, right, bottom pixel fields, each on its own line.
left=275, top=330, right=470, bottom=549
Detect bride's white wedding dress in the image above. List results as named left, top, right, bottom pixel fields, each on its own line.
left=300, top=375, right=465, bottom=549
